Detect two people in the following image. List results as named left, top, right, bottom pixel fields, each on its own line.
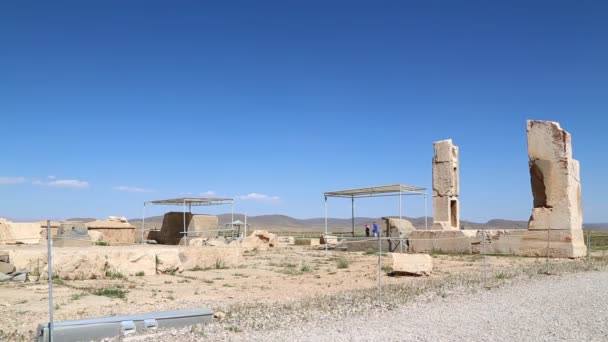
left=365, top=222, right=379, bottom=237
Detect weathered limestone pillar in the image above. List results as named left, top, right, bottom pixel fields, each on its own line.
left=431, top=139, right=460, bottom=230
left=525, top=120, right=586, bottom=257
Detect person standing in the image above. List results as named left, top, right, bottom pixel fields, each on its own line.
left=365, top=224, right=370, bottom=237
left=372, top=221, right=379, bottom=238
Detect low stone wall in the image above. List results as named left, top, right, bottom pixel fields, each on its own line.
left=0, top=219, right=40, bottom=245
left=1, top=245, right=242, bottom=280
left=409, top=230, right=476, bottom=254
left=408, top=229, right=587, bottom=258
left=87, top=227, right=135, bottom=245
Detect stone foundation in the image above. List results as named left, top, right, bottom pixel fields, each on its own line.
left=408, top=229, right=586, bottom=258
left=2, top=245, right=242, bottom=280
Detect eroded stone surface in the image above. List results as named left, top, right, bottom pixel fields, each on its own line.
left=390, top=253, right=433, bottom=276
left=382, top=217, right=416, bottom=237
left=0, top=218, right=41, bottom=245
left=524, top=120, right=585, bottom=257
left=431, top=139, right=460, bottom=230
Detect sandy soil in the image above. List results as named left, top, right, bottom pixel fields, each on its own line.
left=0, top=245, right=582, bottom=340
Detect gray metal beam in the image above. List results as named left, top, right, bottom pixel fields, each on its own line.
left=37, top=308, right=214, bottom=342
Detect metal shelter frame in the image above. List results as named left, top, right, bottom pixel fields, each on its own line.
left=323, top=184, right=428, bottom=238
left=141, top=197, right=235, bottom=245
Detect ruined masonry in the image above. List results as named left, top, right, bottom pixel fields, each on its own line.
left=431, top=139, right=460, bottom=230
left=523, top=120, right=586, bottom=257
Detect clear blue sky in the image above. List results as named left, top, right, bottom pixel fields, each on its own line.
left=1, top=1, right=607, bottom=222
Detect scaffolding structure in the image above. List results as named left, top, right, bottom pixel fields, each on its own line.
left=141, top=197, right=234, bottom=245
left=323, top=184, right=428, bottom=238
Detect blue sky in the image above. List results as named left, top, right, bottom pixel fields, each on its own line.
left=1, top=1, right=607, bottom=222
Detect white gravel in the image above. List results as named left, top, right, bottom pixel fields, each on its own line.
left=151, top=270, right=608, bottom=342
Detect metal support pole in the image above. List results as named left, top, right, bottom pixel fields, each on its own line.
left=183, top=200, right=187, bottom=246
left=46, top=220, right=54, bottom=342
left=424, top=194, right=428, bottom=230
left=399, top=191, right=403, bottom=253
left=141, top=203, right=146, bottom=245
left=587, top=230, right=591, bottom=263
left=351, top=197, right=355, bottom=238
left=244, top=212, right=248, bottom=238
left=378, top=232, right=382, bottom=307
left=546, top=229, right=550, bottom=274
left=231, top=202, right=234, bottom=238
left=324, top=196, right=328, bottom=253
left=482, top=227, right=487, bottom=288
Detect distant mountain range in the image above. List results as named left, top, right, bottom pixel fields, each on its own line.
left=123, top=214, right=608, bottom=232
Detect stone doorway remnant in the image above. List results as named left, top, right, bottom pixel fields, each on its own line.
left=431, top=139, right=460, bottom=230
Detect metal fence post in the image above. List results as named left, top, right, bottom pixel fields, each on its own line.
left=47, top=220, right=54, bottom=342
left=546, top=229, right=550, bottom=274
left=482, top=228, right=487, bottom=288
left=378, top=233, right=382, bottom=307
left=587, top=230, right=591, bottom=263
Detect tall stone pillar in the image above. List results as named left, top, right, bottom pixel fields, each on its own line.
left=525, top=120, right=586, bottom=257
left=431, top=139, right=460, bottom=230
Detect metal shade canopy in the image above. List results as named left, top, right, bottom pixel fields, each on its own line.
left=145, top=197, right=233, bottom=206
left=323, top=184, right=428, bottom=239
left=324, top=184, right=426, bottom=198
left=142, top=197, right=235, bottom=245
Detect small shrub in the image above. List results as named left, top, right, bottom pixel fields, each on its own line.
left=495, top=272, right=511, bottom=280
left=52, top=278, right=65, bottom=286
left=105, top=270, right=127, bottom=280
left=70, top=293, right=87, bottom=301
left=215, top=258, right=227, bottom=270
left=190, top=265, right=210, bottom=272
left=226, top=326, right=242, bottom=333
left=222, top=283, right=235, bottom=288
left=135, top=271, right=145, bottom=277
left=336, top=258, right=349, bottom=269
left=203, top=279, right=214, bottom=284
left=300, top=264, right=312, bottom=273
left=95, top=241, right=109, bottom=246
left=94, top=287, right=128, bottom=299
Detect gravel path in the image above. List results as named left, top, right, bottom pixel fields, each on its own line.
left=203, top=271, right=608, bottom=342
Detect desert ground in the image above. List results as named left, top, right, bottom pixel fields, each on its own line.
left=1, top=242, right=607, bottom=341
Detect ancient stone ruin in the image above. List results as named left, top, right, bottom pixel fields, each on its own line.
left=409, top=120, right=587, bottom=258
left=54, top=221, right=92, bottom=247
left=431, top=139, right=460, bottom=230
left=148, top=212, right=219, bottom=245
left=522, top=120, right=586, bottom=257
left=527, top=120, right=582, bottom=231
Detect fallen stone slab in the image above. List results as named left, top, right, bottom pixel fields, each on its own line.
left=390, top=253, right=433, bottom=276
left=0, top=261, right=15, bottom=274
left=321, top=235, right=338, bottom=245
left=0, top=272, right=11, bottom=281
left=11, top=272, right=27, bottom=282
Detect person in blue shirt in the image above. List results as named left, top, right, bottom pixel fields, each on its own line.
left=372, top=221, right=379, bottom=238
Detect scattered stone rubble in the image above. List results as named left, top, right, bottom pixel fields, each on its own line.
left=0, top=252, right=28, bottom=282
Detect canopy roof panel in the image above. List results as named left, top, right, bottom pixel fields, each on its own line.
left=145, top=197, right=233, bottom=206
left=324, top=184, right=426, bottom=198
